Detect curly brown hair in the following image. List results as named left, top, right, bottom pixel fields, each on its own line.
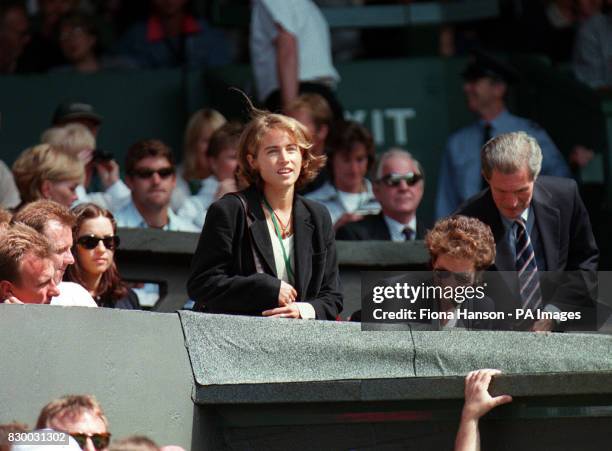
left=237, top=111, right=325, bottom=190
left=64, top=203, right=128, bottom=307
left=425, top=215, right=495, bottom=271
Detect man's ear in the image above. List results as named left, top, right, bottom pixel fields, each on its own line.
left=0, top=280, right=13, bottom=299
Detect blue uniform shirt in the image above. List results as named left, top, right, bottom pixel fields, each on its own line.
left=435, top=110, right=572, bottom=219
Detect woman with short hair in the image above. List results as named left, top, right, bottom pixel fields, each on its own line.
left=12, top=144, right=83, bottom=208
left=187, top=109, right=343, bottom=319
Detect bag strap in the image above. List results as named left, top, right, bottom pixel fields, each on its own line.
left=231, top=192, right=265, bottom=274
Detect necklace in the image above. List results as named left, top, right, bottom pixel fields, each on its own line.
left=263, top=198, right=292, bottom=238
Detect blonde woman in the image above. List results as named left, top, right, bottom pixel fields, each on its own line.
left=41, top=123, right=131, bottom=211
left=174, top=108, right=226, bottom=210
left=12, top=144, right=84, bottom=208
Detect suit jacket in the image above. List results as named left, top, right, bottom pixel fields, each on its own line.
left=187, top=185, right=343, bottom=319
left=335, top=213, right=426, bottom=241
left=456, top=176, right=598, bottom=327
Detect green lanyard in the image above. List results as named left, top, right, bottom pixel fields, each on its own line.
left=263, top=197, right=295, bottom=282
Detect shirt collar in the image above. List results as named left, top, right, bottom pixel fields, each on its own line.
left=146, top=14, right=201, bottom=42
left=479, top=108, right=510, bottom=130
left=383, top=214, right=417, bottom=241
left=500, top=206, right=530, bottom=231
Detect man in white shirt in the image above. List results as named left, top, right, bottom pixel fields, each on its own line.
left=0, top=223, right=59, bottom=304
left=250, top=0, right=342, bottom=118
left=114, top=139, right=198, bottom=232
left=12, top=200, right=98, bottom=307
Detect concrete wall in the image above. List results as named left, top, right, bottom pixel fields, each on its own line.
left=0, top=305, right=195, bottom=449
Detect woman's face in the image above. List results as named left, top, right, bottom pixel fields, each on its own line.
left=210, top=147, right=238, bottom=181
left=76, top=216, right=115, bottom=277
left=43, top=179, right=79, bottom=207
left=195, top=126, right=215, bottom=172
left=332, top=143, right=369, bottom=192
left=249, top=128, right=302, bottom=189
left=432, top=253, right=477, bottom=287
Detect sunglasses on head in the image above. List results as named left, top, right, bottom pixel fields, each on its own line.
left=77, top=235, right=120, bottom=250
left=379, top=172, right=423, bottom=187
left=433, top=269, right=475, bottom=285
left=69, top=432, right=111, bottom=450
left=130, top=167, right=175, bottom=179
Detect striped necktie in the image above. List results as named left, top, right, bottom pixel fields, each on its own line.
left=514, top=218, right=542, bottom=311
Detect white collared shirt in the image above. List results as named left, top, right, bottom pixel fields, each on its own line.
left=383, top=215, right=417, bottom=242
left=113, top=200, right=199, bottom=232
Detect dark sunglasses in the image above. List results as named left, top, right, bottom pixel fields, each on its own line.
left=379, top=172, right=423, bottom=187
left=69, top=432, right=111, bottom=450
left=130, top=167, right=175, bottom=179
left=77, top=234, right=120, bottom=250
left=433, top=269, right=474, bottom=285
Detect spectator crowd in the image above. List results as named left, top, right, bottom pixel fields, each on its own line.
left=0, top=0, right=610, bottom=449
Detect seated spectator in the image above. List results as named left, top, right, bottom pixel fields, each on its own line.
left=306, top=120, right=380, bottom=229
left=0, top=223, right=59, bottom=304
left=65, top=203, right=139, bottom=309
left=0, top=159, right=20, bottom=209
left=178, top=122, right=243, bottom=229
left=52, top=101, right=103, bottom=137
left=53, top=13, right=136, bottom=73
left=12, top=144, right=83, bottom=209
left=41, top=123, right=131, bottom=211
left=36, top=394, right=111, bottom=451
left=455, top=369, right=512, bottom=451
left=17, top=0, right=78, bottom=72
left=114, top=139, right=198, bottom=232
left=12, top=200, right=98, bottom=307
left=336, top=149, right=425, bottom=241
left=286, top=93, right=333, bottom=194
left=117, top=0, right=231, bottom=69
left=573, top=1, right=612, bottom=89
left=0, top=1, right=30, bottom=74
left=174, top=108, right=227, bottom=211
left=357, top=215, right=496, bottom=329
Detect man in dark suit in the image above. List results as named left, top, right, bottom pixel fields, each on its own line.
left=336, top=149, right=426, bottom=241
left=457, top=131, right=598, bottom=332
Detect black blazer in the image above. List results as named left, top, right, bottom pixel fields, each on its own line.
left=187, top=186, right=343, bottom=319
left=335, top=212, right=426, bottom=241
left=456, top=176, right=598, bottom=325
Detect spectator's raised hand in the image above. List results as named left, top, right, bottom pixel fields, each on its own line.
left=462, top=369, right=512, bottom=421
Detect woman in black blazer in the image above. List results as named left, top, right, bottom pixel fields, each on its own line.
left=187, top=111, right=343, bottom=320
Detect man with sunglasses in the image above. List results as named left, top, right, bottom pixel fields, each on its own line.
left=336, top=149, right=425, bottom=241
left=11, top=200, right=98, bottom=307
left=113, top=139, right=198, bottom=232
left=36, top=395, right=111, bottom=451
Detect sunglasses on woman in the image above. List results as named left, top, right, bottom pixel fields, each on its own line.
left=77, top=235, right=120, bottom=250
left=68, top=432, right=111, bottom=450
left=379, top=172, right=423, bottom=187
